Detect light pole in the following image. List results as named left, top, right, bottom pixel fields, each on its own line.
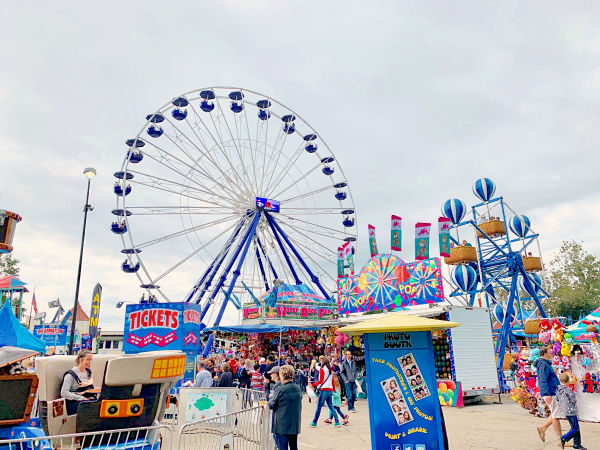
left=68, top=167, right=96, bottom=355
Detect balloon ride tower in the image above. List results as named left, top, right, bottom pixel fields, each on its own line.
left=441, top=178, right=549, bottom=373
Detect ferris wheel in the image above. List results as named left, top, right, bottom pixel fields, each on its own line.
left=112, top=87, right=357, bottom=326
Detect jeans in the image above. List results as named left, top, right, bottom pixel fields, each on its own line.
left=328, top=405, right=346, bottom=420
left=345, top=381, right=357, bottom=410
left=274, top=434, right=298, bottom=450
left=312, top=390, right=339, bottom=424
left=562, top=416, right=581, bottom=447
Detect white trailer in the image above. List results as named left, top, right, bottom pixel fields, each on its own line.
left=403, top=304, right=500, bottom=401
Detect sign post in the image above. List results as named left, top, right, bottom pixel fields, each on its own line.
left=340, top=314, right=459, bottom=450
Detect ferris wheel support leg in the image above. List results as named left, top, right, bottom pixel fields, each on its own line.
left=256, top=235, right=279, bottom=280
left=495, top=274, right=518, bottom=372
left=195, top=218, right=247, bottom=311
left=255, top=247, right=270, bottom=292
left=200, top=212, right=259, bottom=322
left=265, top=214, right=302, bottom=285
left=213, top=211, right=262, bottom=326
left=265, top=212, right=333, bottom=302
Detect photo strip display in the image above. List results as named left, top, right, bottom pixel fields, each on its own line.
left=398, top=353, right=431, bottom=401
left=380, top=376, right=414, bottom=426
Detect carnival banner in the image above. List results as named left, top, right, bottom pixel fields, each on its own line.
left=415, top=222, right=431, bottom=261
left=438, top=217, right=452, bottom=258
left=391, top=215, right=402, bottom=251
left=337, top=246, right=345, bottom=278
left=345, top=242, right=354, bottom=275
left=89, top=283, right=102, bottom=339
left=337, top=257, right=444, bottom=314
left=368, top=224, right=378, bottom=257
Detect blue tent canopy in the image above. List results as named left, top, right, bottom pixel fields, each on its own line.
left=0, top=301, right=46, bottom=353
left=203, top=323, right=326, bottom=333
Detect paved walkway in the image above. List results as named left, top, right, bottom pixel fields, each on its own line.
left=299, top=395, right=600, bottom=449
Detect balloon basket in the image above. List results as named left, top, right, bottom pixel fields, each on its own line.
left=522, top=256, right=542, bottom=272
left=476, top=219, right=506, bottom=238
left=443, top=245, right=478, bottom=265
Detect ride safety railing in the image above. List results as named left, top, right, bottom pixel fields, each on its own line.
left=0, top=423, right=172, bottom=450
left=177, top=405, right=274, bottom=450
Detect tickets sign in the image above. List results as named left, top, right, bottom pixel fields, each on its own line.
left=123, top=302, right=201, bottom=354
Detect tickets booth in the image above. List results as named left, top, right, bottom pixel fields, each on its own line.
left=123, top=303, right=202, bottom=382
left=340, top=313, right=459, bottom=450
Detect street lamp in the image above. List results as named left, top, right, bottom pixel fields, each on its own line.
left=68, top=167, right=96, bottom=355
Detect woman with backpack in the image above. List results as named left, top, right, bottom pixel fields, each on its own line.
left=60, top=350, right=95, bottom=415
left=308, top=356, right=340, bottom=427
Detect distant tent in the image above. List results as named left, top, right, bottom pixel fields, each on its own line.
left=567, top=306, right=600, bottom=342
left=0, top=301, right=46, bottom=353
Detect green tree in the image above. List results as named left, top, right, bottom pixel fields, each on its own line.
left=0, top=254, right=20, bottom=277
left=545, top=240, right=600, bottom=320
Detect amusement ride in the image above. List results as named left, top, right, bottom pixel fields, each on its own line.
left=112, top=87, right=358, bottom=337
left=441, top=177, right=550, bottom=372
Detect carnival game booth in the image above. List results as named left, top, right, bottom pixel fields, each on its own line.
left=36, top=351, right=185, bottom=448
left=0, top=301, right=48, bottom=448
left=122, top=302, right=202, bottom=382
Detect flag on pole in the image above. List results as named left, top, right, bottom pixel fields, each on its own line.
left=438, top=217, right=452, bottom=257
left=415, top=222, right=431, bottom=261
left=31, top=292, right=38, bottom=314
left=337, top=246, right=345, bottom=278
left=391, top=215, right=402, bottom=251
left=368, top=225, right=378, bottom=257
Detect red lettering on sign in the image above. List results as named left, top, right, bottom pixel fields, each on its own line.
left=157, top=310, right=164, bottom=327
left=148, top=309, right=157, bottom=327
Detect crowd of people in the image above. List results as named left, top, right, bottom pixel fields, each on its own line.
left=189, top=349, right=362, bottom=450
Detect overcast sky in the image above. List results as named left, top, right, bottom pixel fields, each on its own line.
left=1, top=1, right=599, bottom=330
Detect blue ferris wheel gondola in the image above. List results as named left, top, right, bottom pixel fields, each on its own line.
left=452, top=264, right=477, bottom=292
left=121, top=248, right=141, bottom=254
left=114, top=171, right=134, bottom=180
left=127, top=150, right=143, bottom=163
left=509, top=215, right=531, bottom=237
left=121, top=260, right=140, bottom=273
left=111, top=222, right=127, bottom=234
left=472, top=177, right=496, bottom=203
left=172, top=108, right=188, bottom=120
left=126, top=138, right=145, bottom=148
left=200, top=90, right=215, bottom=112
left=334, top=181, right=347, bottom=200
left=113, top=183, right=132, bottom=196
left=257, top=99, right=271, bottom=120
left=282, top=114, right=296, bottom=134
left=112, top=209, right=132, bottom=217
left=304, top=134, right=318, bottom=153
left=342, top=209, right=355, bottom=227
left=441, top=198, right=466, bottom=225
left=321, top=157, right=334, bottom=175
left=147, top=125, right=163, bottom=138
left=229, top=91, right=244, bottom=113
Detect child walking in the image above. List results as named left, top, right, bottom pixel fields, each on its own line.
left=556, top=372, right=586, bottom=450
left=324, top=374, right=349, bottom=425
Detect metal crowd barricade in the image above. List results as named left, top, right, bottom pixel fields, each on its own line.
left=177, top=405, right=274, bottom=450
left=236, top=387, right=267, bottom=409
left=0, top=424, right=172, bottom=450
